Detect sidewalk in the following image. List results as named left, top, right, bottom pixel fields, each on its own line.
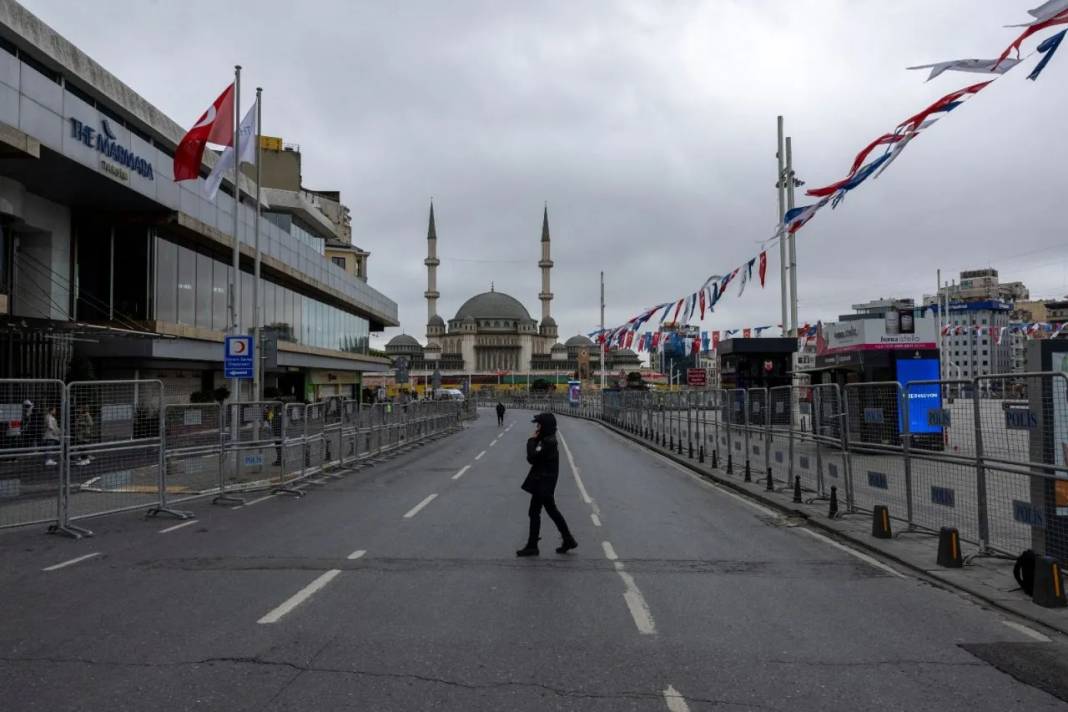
left=596, top=417, right=1068, bottom=639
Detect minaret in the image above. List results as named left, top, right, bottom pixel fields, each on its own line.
left=424, top=202, right=443, bottom=341
left=538, top=204, right=557, bottom=340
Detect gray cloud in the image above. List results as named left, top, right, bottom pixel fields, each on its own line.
left=21, top=0, right=1068, bottom=350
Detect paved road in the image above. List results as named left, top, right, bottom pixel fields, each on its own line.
left=2, top=408, right=1068, bottom=710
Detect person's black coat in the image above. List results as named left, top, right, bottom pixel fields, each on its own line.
left=521, top=427, right=559, bottom=498
left=496, top=403, right=506, bottom=417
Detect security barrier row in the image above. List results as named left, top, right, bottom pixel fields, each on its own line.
left=489, top=373, right=1068, bottom=564
left=0, top=379, right=469, bottom=539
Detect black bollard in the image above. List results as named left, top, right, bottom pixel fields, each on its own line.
left=871, top=505, right=892, bottom=538
left=670, top=434, right=674, bottom=450
left=699, top=445, right=705, bottom=464
left=792, top=475, right=803, bottom=504
left=688, top=441, right=693, bottom=459
left=936, top=527, right=963, bottom=568
left=766, top=467, right=774, bottom=491
left=828, top=486, right=839, bottom=518
left=726, top=452, right=734, bottom=475
left=744, top=460, right=751, bottom=483
left=712, top=449, right=718, bottom=470
left=677, top=438, right=683, bottom=455
left=1032, top=555, right=1067, bottom=608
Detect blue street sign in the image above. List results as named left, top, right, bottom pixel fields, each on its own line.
left=224, top=335, right=254, bottom=379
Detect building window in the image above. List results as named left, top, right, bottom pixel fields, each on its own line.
left=331, top=256, right=346, bottom=269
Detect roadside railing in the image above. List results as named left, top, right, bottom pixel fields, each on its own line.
left=0, top=381, right=468, bottom=539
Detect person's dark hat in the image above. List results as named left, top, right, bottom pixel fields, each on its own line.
left=531, top=412, right=556, bottom=427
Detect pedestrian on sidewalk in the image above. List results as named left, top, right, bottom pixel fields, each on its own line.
left=517, top=412, right=577, bottom=557
left=43, top=406, right=61, bottom=467
left=74, top=408, right=94, bottom=466
left=496, top=401, right=506, bottom=427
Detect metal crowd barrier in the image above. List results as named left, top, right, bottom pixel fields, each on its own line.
left=0, top=381, right=466, bottom=539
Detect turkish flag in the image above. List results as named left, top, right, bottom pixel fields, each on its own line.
left=759, top=251, right=767, bottom=287
left=743, top=328, right=752, bottom=338
left=691, top=338, right=700, bottom=355
left=712, top=331, right=720, bottom=349
left=174, top=83, right=236, bottom=182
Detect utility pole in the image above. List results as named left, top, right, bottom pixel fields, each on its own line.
left=786, top=136, right=799, bottom=337
left=600, top=271, right=606, bottom=391
left=776, top=117, right=788, bottom=337
left=230, top=66, right=242, bottom=419
left=252, top=87, right=263, bottom=404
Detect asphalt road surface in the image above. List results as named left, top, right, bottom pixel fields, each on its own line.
left=3, top=408, right=1068, bottom=711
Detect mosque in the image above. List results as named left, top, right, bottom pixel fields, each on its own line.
left=384, top=204, right=640, bottom=388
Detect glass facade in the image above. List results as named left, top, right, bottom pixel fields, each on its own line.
left=154, top=236, right=369, bottom=354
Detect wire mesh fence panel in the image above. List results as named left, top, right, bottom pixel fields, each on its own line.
left=303, top=402, right=327, bottom=474
left=321, top=398, right=344, bottom=469
left=66, top=380, right=163, bottom=522
left=768, top=386, right=792, bottom=486
left=340, top=399, right=360, bottom=465
left=727, top=389, right=748, bottom=469
left=791, top=387, right=821, bottom=493
left=281, top=403, right=308, bottom=484
left=226, top=401, right=285, bottom=492
left=843, top=383, right=907, bottom=515
left=163, top=403, right=222, bottom=504
left=811, top=384, right=847, bottom=499
left=0, top=380, right=65, bottom=530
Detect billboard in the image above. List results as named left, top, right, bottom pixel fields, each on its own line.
left=686, top=369, right=707, bottom=387
left=896, top=358, right=942, bottom=434
left=567, top=380, right=581, bottom=405
left=821, top=312, right=936, bottom=355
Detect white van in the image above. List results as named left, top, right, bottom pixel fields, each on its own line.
left=435, top=388, right=465, bottom=401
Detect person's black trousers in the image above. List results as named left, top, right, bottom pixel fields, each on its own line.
left=527, top=492, right=571, bottom=545
left=497, top=414, right=504, bottom=426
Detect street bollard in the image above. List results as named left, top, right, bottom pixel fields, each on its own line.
left=766, top=467, right=774, bottom=492
left=793, top=476, right=803, bottom=504
left=688, top=441, right=693, bottom=459
left=872, top=505, right=892, bottom=539
left=744, top=460, right=751, bottom=483
left=727, top=451, right=733, bottom=475
left=828, top=486, right=839, bottom=518
left=699, top=444, right=704, bottom=464
left=936, top=527, right=963, bottom=568
left=712, top=448, right=718, bottom=470
left=1032, top=555, right=1067, bottom=608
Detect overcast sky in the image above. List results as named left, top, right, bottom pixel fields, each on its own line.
left=21, top=0, right=1068, bottom=348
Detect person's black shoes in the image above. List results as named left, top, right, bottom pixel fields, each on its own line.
left=556, top=536, right=578, bottom=554
left=516, top=546, right=539, bottom=557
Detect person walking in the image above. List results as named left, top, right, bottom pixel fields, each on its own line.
left=43, top=406, right=61, bottom=467
left=516, top=412, right=577, bottom=557
left=495, top=401, right=506, bottom=427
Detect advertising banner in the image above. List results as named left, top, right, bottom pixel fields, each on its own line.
left=897, top=358, right=942, bottom=434
left=821, top=312, right=936, bottom=355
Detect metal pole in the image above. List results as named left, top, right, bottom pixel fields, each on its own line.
left=786, top=136, right=799, bottom=338
left=600, top=271, right=606, bottom=391
left=230, top=66, right=242, bottom=408
left=936, top=268, right=942, bottom=380
left=777, top=116, right=788, bottom=337
left=253, top=87, right=263, bottom=403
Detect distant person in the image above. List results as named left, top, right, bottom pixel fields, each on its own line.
left=496, top=402, right=506, bottom=427
left=265, top=404, right=283, bottom=466
left=75, top=408, right=94, bottom=466
left=43, top=406, right=61, bottom=467
left=517, top=412, right=577, bottom=557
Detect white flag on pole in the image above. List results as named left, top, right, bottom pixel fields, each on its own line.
left=906, top=58, right=1021, bottom=81
left=203, top=98, right=258, bottom=201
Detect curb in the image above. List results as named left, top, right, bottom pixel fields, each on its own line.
left=587, top=415, right=1068, bottom=639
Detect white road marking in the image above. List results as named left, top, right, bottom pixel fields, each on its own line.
left=230, top=494, right=275, bottom=510
left=258, top=569, right=341, bottom=624
left=591, top=513, right=602, bottom=527
left=1002, top=620, right=1051, bottom=642
left=404, top=494, right=439, bottom=519
left=475, top=451, right=486, bottom=461
left=308, top=478, right=327, bottom=485
left=602, top=541, right=618, bottom=561
left=796, top=527, right=904, bottom=578
left=489, top=440, right=496, bottom=448
left=618, top=569, right=657, bottom=635
left=158, top=519, right=199, bottom=534
left=42, top=552, right=101, bottom=572
left=451, top=465, right=471, bottom=480
left=558, top=431, right=595, bottom=506
left=347, top=550, right=367, bottom=561
left=663, top=685, right=691, bottom=712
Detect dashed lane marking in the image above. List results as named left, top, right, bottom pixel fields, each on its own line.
left=602, top=541, right=618, bottom=560
left=404, top=494, right=439, bottom=519
left=42, top=552, right=101, bottom=572
left=451, top=465, right=471, bottom=480
left=796, top=527, right=904, bottom=578
left=230, top=494, right=275, bottom=510
left=558, top=431, right=597, bottom=511
left=489, top=440, right=496, bottom=448
left=617, top=568, right=656, bottom=634
left=158, top=519, right=199, bottom=534
left=475, top=451, right=486, bottom=461
left=1002, top=620, right=1051, bottom=643
left=591, top=513, right=602, bottom=527
left=258, top=569, right=341, bottom=624
left=347, top=550, right=367, bottom=561
left=663, top=685, right=691, bottom=712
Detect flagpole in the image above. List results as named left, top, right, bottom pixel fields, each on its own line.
left=599, top=271, right=606, bottom=391
left=776, top=116, right=788, bottom=337
left=253, top=87, right=263, bottom=403
left=230, top=65, right=242, bottom=409
left=786, top=135, right=799, bottom=338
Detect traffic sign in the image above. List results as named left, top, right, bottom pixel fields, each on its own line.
left=686, top=368, right=707, bottom=387
left=224, top=335, right=254, bottom=379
